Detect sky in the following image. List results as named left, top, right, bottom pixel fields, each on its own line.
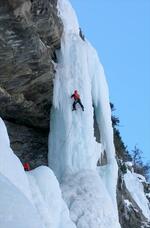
left=70, top=0, right=150, bottom=161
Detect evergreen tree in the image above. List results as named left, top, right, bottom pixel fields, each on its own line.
left=131, top=146, right=150, bottom=180
left=110, top=102, right=150, bottom=180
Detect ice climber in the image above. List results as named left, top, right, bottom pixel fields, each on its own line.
left=71, top=90, right=84, bottom=111
left=23, top=162, right=30, bottom=171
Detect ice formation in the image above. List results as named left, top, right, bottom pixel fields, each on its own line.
left=1, top=0, right=149, bottom=227
left=48, top=0, right=120, bottom=226
left=49, top=0, right=118, bottom=194
left=0, top=118, right=32, bottom=202
left=0, top=173, right=44, bottom=228
left=0, top=118, right=75, bottom=228
left=61, top=170, right=120, bottom=228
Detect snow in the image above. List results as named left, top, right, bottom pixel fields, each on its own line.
left=124, top=199, right=132, bottom=209
left=134, top=173, right=146, bottom=183
left=124, top=170, right=150, bottom=219
left=27, top=166, right=76, bottom=228
left=0, top=118, right=32, bottom=202
left=146, top=193, right=150, bottom=198
left=61, top=170, right=120, bottom=228
left=125, top=161, right=133, bottom=167
left=0, top=173, right=44, bottom=228
left=0, top=118, right=75, bottom=228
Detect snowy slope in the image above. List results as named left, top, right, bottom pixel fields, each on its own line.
left=61, top=170, right=120, bottom=228
left=0, top=118, right=32, bottom=201
left=0, top=118, right=75, bottom=228
left=0, top=173, right=44, bottom=228
left=124, top=170, right=150, bottom=220
left=27, top=166, right=76, bottom=228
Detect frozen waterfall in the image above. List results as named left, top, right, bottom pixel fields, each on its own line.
left=48, top=0, right=119, bottom=225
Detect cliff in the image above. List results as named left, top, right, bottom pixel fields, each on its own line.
left=0, top=0, right=150, bottom=227
left=0, top=0, right=63, bottom=168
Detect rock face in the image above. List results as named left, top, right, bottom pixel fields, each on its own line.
left=0, top=0, right=63, bottom=167
left=5, top=121, right=48, bottom=168
left=117, top=167, right=150, bottom=228
left=1, top=2, right=149, bottom=227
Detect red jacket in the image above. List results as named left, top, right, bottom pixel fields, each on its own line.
left=23, top=162, right=30, bottom=171
left=71, top=91, right=80, bottom=100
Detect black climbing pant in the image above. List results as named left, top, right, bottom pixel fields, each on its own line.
left=72, top=99, right=84, bottom=111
